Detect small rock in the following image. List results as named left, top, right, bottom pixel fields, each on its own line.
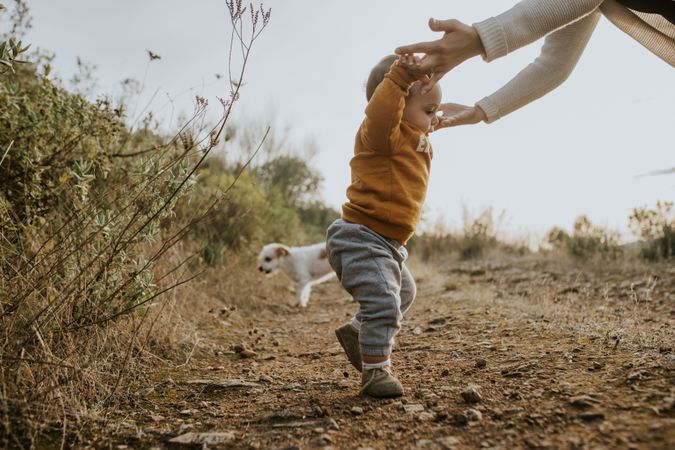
left=436, top=436, right=460, bottom=449
left=177, top=423, right=194, bottom=434
left=417, top=411, right=435, bottom=421
left=440, top=368, right=450, bottom=377
left=413, top=326, right=423, bottom=336
left=461, top=385, right=483, bottom=404
left=233, top=343, right=258, bottom=359
left=579, top=410, right=605, bottom=421
left=466, top=408, right=483, bottom=422
left=312, top=433, right=333, bottom=446
left=453, top=412, right=469, bottom=426
left=403, top=403, right=425, bottom=414
left=179, top=409, right=193, bottom=416
left=475, top=358, right=487, bottom=369
left=588, top=361, right=603, bottom=371
left=350, top=406, right=364, bottom=415
left=169, top=432, right=235, bottom=445
left=569, top=395, right=598, bottom=409
left=416, top=439, right=436, bottom=448
left=627, top=370, right=647, bottom=382
left=327, top=418, right=340, bottom=431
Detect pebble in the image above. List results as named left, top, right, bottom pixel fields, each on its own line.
left=466, top=408, right=483, bottom=422
left=350, top=406, right=364, bottom=415
left=168, top=432, right=236, bottom=445
left=312, top=434, right=333, bottom=446
left=461, top=384, right=483, bottom=404
left=579, top=410, right=605, bottom=421
left=436, top=436, right=460, bottom=448
left=417, top=411, right=435, bottom=421
left=475, top=358, right=487, bottom=368
left=453, top=412, right=469, bottom=426
left=569, top=395, right=598, bottom=409
left=403, top=403, right=425, bottom=414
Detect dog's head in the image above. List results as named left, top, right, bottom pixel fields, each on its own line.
left=257, top=243, right=291, bottom=274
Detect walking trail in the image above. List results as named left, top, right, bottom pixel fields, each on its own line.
left=108, top=257, right=674, bottom=449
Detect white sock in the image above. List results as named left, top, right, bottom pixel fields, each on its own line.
left=350, top=317, right=361, bottom=331
left=363, top=359, right=391, bottom=370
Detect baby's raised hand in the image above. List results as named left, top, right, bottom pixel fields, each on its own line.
left=396, top=54, right=430, bottom=82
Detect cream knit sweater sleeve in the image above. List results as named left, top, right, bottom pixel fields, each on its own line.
left=472, top=0, right=605, bottom=122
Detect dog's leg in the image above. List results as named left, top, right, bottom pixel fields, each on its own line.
left=298, top=281, right=312, bottom=308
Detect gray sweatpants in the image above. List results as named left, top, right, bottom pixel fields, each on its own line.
left=326, top=219, right=416, bottom=357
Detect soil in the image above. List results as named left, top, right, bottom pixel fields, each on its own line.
left=100, top=256, right=674, bottom=449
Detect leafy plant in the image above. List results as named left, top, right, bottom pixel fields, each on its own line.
left=629, top=201, right=674, bottom=260
left=546, top=215, right=622, bottom=260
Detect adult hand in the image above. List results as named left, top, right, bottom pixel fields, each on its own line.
left=395, top=18, right=485, bottom=93
left=434, top=103, right=487, bottom=130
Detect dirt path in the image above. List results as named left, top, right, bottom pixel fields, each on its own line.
left=110, top=258, right=674, bottom=449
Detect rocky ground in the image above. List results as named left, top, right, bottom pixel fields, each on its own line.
left=95, top=256, right=673, bottom=449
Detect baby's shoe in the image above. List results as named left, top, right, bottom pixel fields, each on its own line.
left=335, top=323, right=361, bottom=371
left=361, top=367, right=404, bottom=398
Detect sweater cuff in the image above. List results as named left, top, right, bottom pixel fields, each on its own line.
left=386, top=64, right=417, bottom=91
left=475, top=97, right=501, bottom=124
left=472, top=17, right=508, bottom=62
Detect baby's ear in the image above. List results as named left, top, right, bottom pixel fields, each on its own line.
left=275, top=245, right=291, bottom=257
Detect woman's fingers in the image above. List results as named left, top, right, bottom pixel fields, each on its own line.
left=420, top=70, right=445, bottom=94
left=395, top=40, right=438, bottom=55
left=428, top=18, right=460, bottom=33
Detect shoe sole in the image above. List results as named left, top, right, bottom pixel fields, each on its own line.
left=335, top=328, right=362, bottom=372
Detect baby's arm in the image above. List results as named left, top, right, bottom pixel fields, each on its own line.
left=360, top=59, right=419, bottom=152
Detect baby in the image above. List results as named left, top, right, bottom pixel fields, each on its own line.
left=325, top=54, right=441, bottom=397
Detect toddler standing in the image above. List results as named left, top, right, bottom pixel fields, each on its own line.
left=326, top=54, right=442, bottom=397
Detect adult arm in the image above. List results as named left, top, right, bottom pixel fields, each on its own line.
left=475, top=11, right=601, bottom=123
left=474, top=0, right=604, bottom=62
left=396, top=0, right=605, bottom=94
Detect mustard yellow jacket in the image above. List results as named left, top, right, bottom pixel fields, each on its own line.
left=342, top=64, right=433, bottom=245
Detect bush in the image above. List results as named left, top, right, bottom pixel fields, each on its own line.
left=546, top=215, right=622, bottom=260
left=177, top=159, right=299, bottom=253
left=0, top=1, right=272, bottom=445
left=629, top=201, right=674, bottom=260
left=411, top=207, right=522, bottom=261
left=0, top=58, right=202, bottom=446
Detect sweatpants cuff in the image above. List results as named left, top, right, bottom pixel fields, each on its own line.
left=360, top=345, right=391, bottom=357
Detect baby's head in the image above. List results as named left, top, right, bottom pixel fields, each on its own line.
left=366, top=54, right=442, bottom=134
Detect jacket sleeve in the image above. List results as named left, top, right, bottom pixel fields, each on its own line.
left=360, top=63, right=417, bottom=153
left=475, top=8, right=601, bottom=123
left=472, top=0, right=604, bottom=62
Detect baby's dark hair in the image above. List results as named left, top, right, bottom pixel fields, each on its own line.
left=365, top=54, right=398, bottom=101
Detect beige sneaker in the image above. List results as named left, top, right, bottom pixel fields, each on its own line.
left=335, top=323, right=362, bottom=371
left=361, top=367, right=404, bottom=398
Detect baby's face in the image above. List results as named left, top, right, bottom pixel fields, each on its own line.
left=402, top=82, right=442, bottom=134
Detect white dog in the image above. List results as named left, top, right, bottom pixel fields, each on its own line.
left=257, top=242, right=335, bottom=307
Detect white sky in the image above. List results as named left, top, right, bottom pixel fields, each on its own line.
left=21, top=0, right=675, bottom=240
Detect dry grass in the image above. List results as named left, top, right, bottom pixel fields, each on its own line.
left=417, top=252, right=675, bottom=353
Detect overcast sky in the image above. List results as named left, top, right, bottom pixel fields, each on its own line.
left=20, top=0, right=675, bottom=241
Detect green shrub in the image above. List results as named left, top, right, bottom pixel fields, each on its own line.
left=411, top=207, right=520, bottom=261
left=546, top=215, right=622, bottom=260
left=629, top=201, right=674, bottom=260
